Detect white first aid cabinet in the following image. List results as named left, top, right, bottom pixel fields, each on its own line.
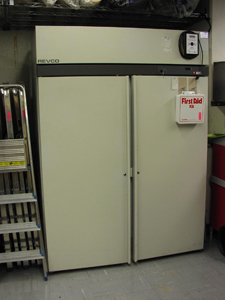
left=176, top=93, right=205, bottom=124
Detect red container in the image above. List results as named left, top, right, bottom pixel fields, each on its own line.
left=210, top=138, right=225, bottom=231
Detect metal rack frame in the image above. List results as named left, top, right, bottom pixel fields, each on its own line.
left=0, top=2, right=209, bottom=30
left=0, top=84, right=48, bottom=280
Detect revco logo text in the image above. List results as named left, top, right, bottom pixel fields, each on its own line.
left=38, top=59, right=60, bottom=64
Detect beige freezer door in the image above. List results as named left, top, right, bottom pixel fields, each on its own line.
left=37, top=76, right=131, bottom=272
left=132, top=76, right=208, bottom=261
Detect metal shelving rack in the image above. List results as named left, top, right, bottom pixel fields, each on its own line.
left=0, top=2, right=208, bottom=30
left=0, top=84, right=48, bottom=280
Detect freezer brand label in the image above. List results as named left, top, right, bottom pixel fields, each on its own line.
left=37, top=59, right=60, bottom=64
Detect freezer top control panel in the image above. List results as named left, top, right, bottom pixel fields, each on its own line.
left=176, top=92, right=205, bottom=124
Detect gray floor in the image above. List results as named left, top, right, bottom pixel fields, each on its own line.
left=1, top=237, right=225, bottom=300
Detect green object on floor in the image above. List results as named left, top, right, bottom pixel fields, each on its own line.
left=208, top=133, right=225, bottom=138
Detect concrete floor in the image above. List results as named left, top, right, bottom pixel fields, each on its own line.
left=0, top=237, right=225, bottom=300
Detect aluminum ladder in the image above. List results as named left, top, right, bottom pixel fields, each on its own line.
left=0, top=84, right=48, bottom=280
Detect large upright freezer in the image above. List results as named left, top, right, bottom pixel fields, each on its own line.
left=35, top=26, right=209, bottom=271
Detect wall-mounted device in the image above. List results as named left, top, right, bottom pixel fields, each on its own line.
left=179, top=31, right=199, bottom=59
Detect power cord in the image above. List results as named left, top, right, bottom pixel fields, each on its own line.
left=198, top=38, right=203, bottom=66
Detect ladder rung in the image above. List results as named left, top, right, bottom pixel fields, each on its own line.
left=0, top=193, right=36, bottom=205
left=0, top=250, right=44, bottom=264
left=0, top=222, right=40, bottom=234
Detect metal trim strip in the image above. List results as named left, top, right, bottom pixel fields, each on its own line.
left=37, top=64, right=209, bottom=77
